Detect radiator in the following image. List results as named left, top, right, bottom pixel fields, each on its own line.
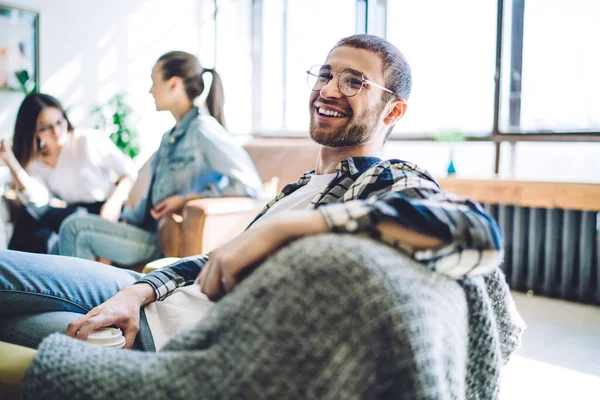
left=483, top=204, right=600, bottom=304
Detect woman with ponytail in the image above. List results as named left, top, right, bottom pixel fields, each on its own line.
left=57, top=51, right=262, bottom=267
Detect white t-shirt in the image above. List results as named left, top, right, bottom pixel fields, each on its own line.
left=144, top=172, right=336, bottom=350
left=18, top=129, right=137, bottom=206
left=257, top=173, right=336, bottom=222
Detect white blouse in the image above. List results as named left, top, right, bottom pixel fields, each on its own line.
left=18, top=129, right=137, bottom=207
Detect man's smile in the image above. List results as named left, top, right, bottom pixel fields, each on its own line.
left=317, top=106, right=348, bottom=118
left=313, top=103, right=351, bottom=122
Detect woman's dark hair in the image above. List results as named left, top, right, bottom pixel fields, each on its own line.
left=157, top=51, right=227, bottom=129
left=12, top=93, right=74, bottom=168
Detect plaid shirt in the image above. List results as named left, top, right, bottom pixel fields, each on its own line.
left=138, top=156, right=503, bottom=301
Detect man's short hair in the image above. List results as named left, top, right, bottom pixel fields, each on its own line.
left=330, top=34, right=412, bottom=103
left=330, top=34, right=412, bottom=140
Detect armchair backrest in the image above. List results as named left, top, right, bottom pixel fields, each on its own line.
left=242, top=138, right=319, bottom=192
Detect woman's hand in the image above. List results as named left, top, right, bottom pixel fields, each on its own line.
left=150, top=195, right=185, bottom=220
left=0, top=140, right=17, bottom=165
left=1, top=140, right=29, bottom=191
left=99, top=198, right=123, bottom=222
left=66, top=284, right=156, bottom=349
left=196, top=210, right=329, bottom=301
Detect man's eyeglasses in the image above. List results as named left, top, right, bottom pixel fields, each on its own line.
left=306, top=65, right=396, bottom=98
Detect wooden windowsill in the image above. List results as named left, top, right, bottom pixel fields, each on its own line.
left=437, top=177, right=600, bottom=211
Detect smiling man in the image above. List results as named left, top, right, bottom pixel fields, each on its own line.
left=309, top=46, right=400, bottom=147
left=0, top=35, right=522, bottom=399
left=190, top=36, right=502, bottom=300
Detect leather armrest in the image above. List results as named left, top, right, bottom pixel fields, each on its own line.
left=158, top=197, right=265, bottom=258
left=142, top=257, right=181, bottom=274
left=185, top=197, right=263, bottom=216
left=0, top=341, right=37, bottom=399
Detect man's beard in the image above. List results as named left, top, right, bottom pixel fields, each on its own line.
left=309, top=103, right=385, bottom=148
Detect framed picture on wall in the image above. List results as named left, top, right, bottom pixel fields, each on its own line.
left=0, top=4, right=39, bottom=93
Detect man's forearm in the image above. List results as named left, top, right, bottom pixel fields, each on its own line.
left=375, top=219, right=446, bottom=249
left=126, top=282, right=157, bottom=305
left=136, top=255, right=208, bottom=301
left=316, top=197, right=503, bottom=277
left=278, top=210, right=329, bottom=239
left=277, top=210, right=444, bottom=251
left=319, top=195, right=501, bottom=252
left=314, top=205, right=446, bottom=250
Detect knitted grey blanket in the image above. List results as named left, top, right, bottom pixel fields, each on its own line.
left=23, top=234, right=524, bottom=399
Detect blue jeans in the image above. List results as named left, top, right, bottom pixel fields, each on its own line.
left=0, top=250, right=155, bottom=350
left=59, top=214, right=162, bottom=266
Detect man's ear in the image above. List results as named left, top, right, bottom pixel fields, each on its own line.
left=383, top=99, right=407, bottom=125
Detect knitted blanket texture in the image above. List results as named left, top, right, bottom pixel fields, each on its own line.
left=23, top=234, right=524, bottom=399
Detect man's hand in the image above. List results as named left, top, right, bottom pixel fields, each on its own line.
left=196, top=210, right=329, bottom=301
left=150, top=195, right=185, bottom=220
left=99, top=198, right=123, bottom=222
left=66, top=284, right=156, bottom=349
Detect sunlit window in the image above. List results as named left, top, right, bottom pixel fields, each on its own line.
left=210, top=0, right=599, bottom=139
left=253, top=0, right=356, bottom=133
left=214, top=0, right=254, bottom=134
left=499, top=0, right=600, bottom=133
left=386, top=0, right=497, bottom=137
left=283, top=0, right=356, bottom=132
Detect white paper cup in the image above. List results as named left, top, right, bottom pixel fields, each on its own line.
left=86, top=327, right=126, bottom=349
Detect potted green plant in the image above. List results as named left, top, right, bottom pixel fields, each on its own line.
left=14, top=70, right=37, bottom=95
left=91, top=93, right=141, bottom=159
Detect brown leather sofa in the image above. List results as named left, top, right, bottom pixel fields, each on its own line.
left=155, top=137, right=320, bottom=257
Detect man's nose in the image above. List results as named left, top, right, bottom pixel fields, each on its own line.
left=319, top=76, right=343, bottom=99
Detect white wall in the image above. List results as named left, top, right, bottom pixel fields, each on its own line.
left=0, top=0, right=211, bottom=165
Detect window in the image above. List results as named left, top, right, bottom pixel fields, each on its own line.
left=386, top=0, right=498, bottom=137
left=283, top=0, right=356, bottom=132
left=213, top=0, right=254, bottom=134
left=210, top=0, right=599, bottom=147
left=256, top=0, right=356, bottom=133
left=499, top=0, right=600, bottom=133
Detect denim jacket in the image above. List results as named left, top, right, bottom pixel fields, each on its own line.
left=121, top=107, right=262, bottom=230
